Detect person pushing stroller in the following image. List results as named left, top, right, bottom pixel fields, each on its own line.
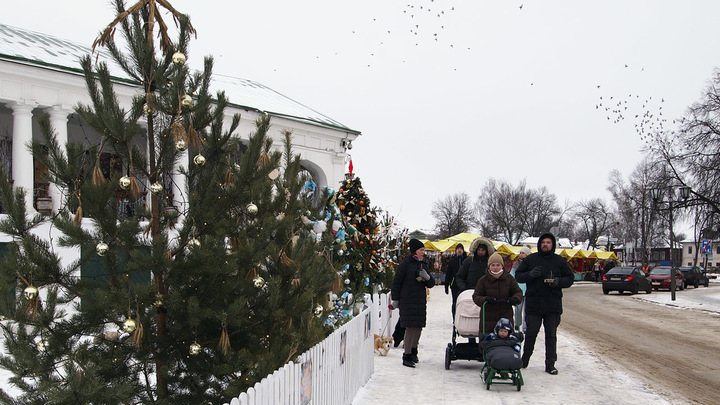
left=472, top=252, right=523, bottom=338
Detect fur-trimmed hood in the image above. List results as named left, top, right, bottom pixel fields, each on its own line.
left=469, top=236, right=496, bottom=257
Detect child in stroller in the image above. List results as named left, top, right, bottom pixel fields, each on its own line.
left=480, top=318, right=524, bottom=390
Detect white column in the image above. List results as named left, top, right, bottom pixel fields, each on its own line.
left=10, top=100, right=37, bottom=215
left=45, top=105, right=73, bottom=214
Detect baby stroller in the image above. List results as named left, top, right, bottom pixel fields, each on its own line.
left=444, top=289, right=484, bottom=369
left=480, top=317, right=525, bottom=391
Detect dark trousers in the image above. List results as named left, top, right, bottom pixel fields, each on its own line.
left=522, top=312, right=561, bottom=368
left=404, top=327, right=422, bottom=355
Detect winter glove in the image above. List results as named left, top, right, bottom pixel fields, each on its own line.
left=391, top=300, right=399, bottom=309
left=529, top=267, right=543, bottom=278
left=545, top=277, right=560, bottom=287
left=485, top=296, right=497, bottom=303
left=417, top=269, right=431, bottom=281
left=508, top=297, right=521, bottom=306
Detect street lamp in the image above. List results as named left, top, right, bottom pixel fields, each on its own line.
left=650, top=185, right=690, bottom=301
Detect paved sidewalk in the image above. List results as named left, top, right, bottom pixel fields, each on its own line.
left=352, top=286, right=679, bottom=405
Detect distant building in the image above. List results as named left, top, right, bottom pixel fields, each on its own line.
left=0, top=22, right=359, bottom=216
left=680, top=240, right=719, bottom=268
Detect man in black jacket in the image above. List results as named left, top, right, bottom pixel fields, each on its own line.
left=444, top=243, right=466, bottom=317
left=515, top=232, right=574, bottom=375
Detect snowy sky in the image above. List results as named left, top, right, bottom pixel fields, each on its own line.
left=3, top=1, right=720, bottom=233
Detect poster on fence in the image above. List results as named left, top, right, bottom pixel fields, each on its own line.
left=364, top=313, right=371, bottom=339
left=340, top=330, right=347, bottom=365
left=301, top=359, right=312, bottom=405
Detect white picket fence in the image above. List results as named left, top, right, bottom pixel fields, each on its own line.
left=226, top=293, right=395, bottom=405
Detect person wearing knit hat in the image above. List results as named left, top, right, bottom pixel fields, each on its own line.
left=408, top=238, right=425, bottom=256
left=472, top=252, right=523, bottom=337
left=390, top=238, right=435, bottom=367
left=519, top=246, right=531, bottom=256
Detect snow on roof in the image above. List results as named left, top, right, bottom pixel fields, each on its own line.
left=0, top=22, right=357, bottom=133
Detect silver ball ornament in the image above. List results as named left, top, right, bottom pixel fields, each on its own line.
left=337, top=249, right=344, bottom=256
left=268, top=168, right=280, bottom=180
left=344, top=278, right=350, bottom=285
left=96, top=242, right=110, bottom=256
left=119, top=176, right=131, bottom=190
left=149, top=182, right=164, bottom=195
left=23, top=285, right=38, bottom=300
left=246, top=203, right=258, bottom=215
left=193, top=154, right=206, bottom=166
left=122, top=319, right=137, bottom=334
left=314, top=304, right=324, bottom=316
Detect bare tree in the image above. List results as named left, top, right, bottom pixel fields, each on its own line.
left=521, top=186, right=563, bottom=238
left=476, top=179, right=563, bottom=244
left=574, top=198, right=614, bottom=249
left=648, top=68, right=720, bottom=220
left=431, top=192, right=476, bottom=239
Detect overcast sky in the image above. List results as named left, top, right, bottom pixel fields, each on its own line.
left=3, top=1, right=720, bottom=234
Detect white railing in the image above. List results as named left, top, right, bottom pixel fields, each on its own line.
left=226, top=293, right=394, bottom=405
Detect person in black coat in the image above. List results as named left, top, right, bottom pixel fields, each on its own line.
left=391, top=238, right=435, bottom=367
left=454, top=236, right=496, bottom=292
left=515, top=232, right=574, bottom=375
left=444, top=243, right=467, bottom=316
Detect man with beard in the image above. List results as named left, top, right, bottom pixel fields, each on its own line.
left=515, top=233, right=574, bottom=375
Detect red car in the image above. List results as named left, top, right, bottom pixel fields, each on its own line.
left=648, top=266, right=685, bottom=291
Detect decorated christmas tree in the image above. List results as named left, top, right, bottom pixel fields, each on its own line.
left=0, top=1, right=338, bottom=403
left=327, top=161, right=405, bottom=316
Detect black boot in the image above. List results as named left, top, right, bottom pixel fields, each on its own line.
left=402, top=354, right=416, bottom=368
left=411, top=348, right=419, bottom=363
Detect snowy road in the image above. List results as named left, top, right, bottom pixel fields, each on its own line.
left=352, top=283, right=686, bottom=405
left=563, top=282, right=720, bottom=405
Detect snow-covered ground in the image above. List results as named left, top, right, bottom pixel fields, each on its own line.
left=351, top=282, right=720, bottom=405
left=3, top=280, right=717, bottom=403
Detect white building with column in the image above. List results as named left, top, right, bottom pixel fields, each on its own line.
left=0, top=22, right=359, bottom=216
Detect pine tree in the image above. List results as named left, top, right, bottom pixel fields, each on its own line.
left=0, top=1, right=336, bottom=403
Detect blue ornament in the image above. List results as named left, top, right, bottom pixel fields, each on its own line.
left=341, top=292, right=349, bottom=299
left=364, top=277, right=370, bottom=286
left=304, top=180, right=316, bottom=192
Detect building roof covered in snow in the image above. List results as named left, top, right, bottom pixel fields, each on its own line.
left=0, top=22, right=358, bottom=134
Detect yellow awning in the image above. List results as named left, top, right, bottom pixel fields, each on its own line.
left=595, top=251, right=618, bottom=260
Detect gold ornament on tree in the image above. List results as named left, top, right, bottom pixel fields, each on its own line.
left=189, top=341, right=202, bottom=355
left=268, top=168, right=280, bottom=180
left=175, top=139, right=188, bottom=151
left=149, top=182, right=164, bottom=195
left=246, top=203, right=258, bottom=215
left=181, top=94, right=193, bottom=107
left=253, top=276, right=265, bottom=288
left=171, top=51, right=186, bottom=65
left=18, top=273, right=41, bottom=320
left=23, top=285, right=38, bottom=300
left=122, top=318, right=137, bottom=334
left=314, top=304, right=324, bottom=316
left=193, top=154, right=206, bottom=166
left=119, top=176, right=132, bottom=190
left=96, top=242, right=109, bottom=256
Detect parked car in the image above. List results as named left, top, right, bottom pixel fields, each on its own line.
left=602, top=267, right=652, bottom=295
left=647, top=266, right=685, bottom=291
left=678, top=266, right=709, bottom=288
